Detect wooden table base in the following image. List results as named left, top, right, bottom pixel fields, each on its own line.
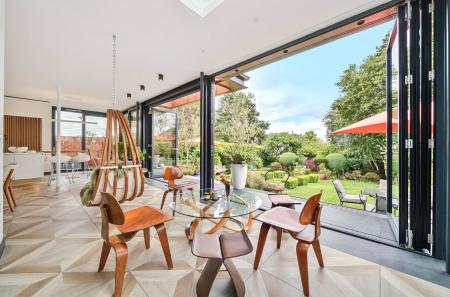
left=184, top=211, right=256, bottom=240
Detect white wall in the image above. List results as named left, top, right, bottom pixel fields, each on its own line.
left=4, top=97, right=52, bottom=151
left=0, top=0, right=5, bottom=241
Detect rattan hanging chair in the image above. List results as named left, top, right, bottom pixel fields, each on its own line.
left=86, top=109, right=145, bottom=206
left=79, top=35, right=146, bottom=206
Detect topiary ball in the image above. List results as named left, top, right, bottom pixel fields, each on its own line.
left=279, top=152, right=299, bottom=166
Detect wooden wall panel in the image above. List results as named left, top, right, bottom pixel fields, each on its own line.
left=4, top=115, right=42, bottom=152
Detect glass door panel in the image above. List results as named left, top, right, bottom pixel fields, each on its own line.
left=152, top=109, right=177, bottom=178
left=85, top=115, right=107, bottom=158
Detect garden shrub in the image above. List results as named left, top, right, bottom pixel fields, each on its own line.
left=364, top=172, right=380, bottom=182
left=318, top=164, right=332, bottom=180
left=273, top=170, right=286, bottom=179
left=246, top=171, right=268, bottom=190
left=314, top=155, right=327, bottom=165
left=304, top=159, right=319, bottom=172
left=279, top=152, right=299, bottom=166
left=265, top=171, right=274, bottom=180
left=270, top=162, right=283, bottom=170
left=257, top=171, right=268, bottom=178
left=297, top=176, right=310, bottom=186
left=325, top=153, right=347, bottom=174
left=179, top=164, right=198, bottom=175
left=344, top=170, right=362, bottom=181
left=307, top=174, right=319, bottom=183
left=285, top=178, right=298, bottom=189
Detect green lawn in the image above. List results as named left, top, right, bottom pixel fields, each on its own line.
left=284, top=179, right=397, bottom=210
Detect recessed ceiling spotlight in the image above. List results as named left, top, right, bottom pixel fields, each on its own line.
left=140, top=85, right=145, bottom=92
left=158, top=74, right=164, bottom=81
left=127, top=93, right=131, bottom=99
left=357, top=19, right=365, bottom=26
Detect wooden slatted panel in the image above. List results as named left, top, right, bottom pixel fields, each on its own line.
left=4, top=115, right=42, bottom=152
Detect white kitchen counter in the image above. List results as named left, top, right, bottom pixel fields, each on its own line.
left=4, top=152, right=45, bottom=180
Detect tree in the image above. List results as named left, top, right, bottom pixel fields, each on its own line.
left=176, top=102, right=200, bottom=166
left=323, top=34, right=389, bottom=178
left=215, top=92, right=270, bottom=144
left=260, top=132, right=303, bottom=165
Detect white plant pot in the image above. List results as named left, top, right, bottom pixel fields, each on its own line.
left=231, top=164, right=248, bottom=190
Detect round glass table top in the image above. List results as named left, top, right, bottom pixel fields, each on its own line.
left=168, top=188, right=262, bottom=219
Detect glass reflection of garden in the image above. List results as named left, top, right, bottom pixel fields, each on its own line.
left=173, top=34, right=398, bottom=212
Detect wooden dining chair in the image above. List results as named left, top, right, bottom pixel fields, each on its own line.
left=3, top=168, right=16, bottom=212
left=160, top=166, right=196, bottom=213
left=253, top=192, right=324, bottom=297
left=98, top=192, right=174, bottom=297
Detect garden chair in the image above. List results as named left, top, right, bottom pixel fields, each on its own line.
left=98, top=192, right=173, bottom=297
left=333, top=179, right=367, bottom=210
left=160, top=166, right=196, bottom=214
left=375, top=179, right=399, bottom=215
left=253, top=192, right=324, bottom=297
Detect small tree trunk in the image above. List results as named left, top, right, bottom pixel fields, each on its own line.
left=374, top=159, right=386, bottom=180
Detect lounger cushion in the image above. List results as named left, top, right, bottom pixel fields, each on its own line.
left=341, top=194, right=366, bottom=204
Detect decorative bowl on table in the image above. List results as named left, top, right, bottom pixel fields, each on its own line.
left=8, top=147, right=28, bottom=153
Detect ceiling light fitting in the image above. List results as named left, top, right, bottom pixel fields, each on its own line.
left=140, top=85, right=145, bottom=92
left=127, top=93, right=131, bottom=99
left=158, top=74, right=164, bottom=81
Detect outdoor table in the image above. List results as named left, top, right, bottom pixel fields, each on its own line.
left=169, top=188, right=262, bottom=240
left=362, top=188, right=386, bottom=212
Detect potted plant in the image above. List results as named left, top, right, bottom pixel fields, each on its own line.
left=222, top=144, right=257, bottom=189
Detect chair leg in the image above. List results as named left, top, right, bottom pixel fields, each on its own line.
left=9, top=186, right=16, bottom=207
left=98, top=241, right=111, bottom=272
left=296, top=242, right=311, bottom=297
left=3, top=188, right=14, bottom=212
left=275, top=227, right=283, bottom=249
left=253, top=223, right=271, bottom=270
left=312, top=240, right=324, bottom=268
left=143, top=227, right=150, bottom=249
left=113, top=243, right=128, bottom=297
left=155, top=223, right=173, bottom=269
left=172, top=189, right=178, bottom=216
left=160, top=190, right=170, bottom=209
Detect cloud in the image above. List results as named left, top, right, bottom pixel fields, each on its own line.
left=242, top=75, right=334, bottom=140
left=268, top=119, right=328, bottom=140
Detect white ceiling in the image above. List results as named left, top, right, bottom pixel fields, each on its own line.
left=5, top=0, right=390, bottom=111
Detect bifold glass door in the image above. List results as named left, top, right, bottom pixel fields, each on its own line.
left=147, top=108, right=178, bottom=179
left=396, top=0, right=436, bottom=254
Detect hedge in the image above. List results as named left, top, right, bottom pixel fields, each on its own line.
left=307, top=174, right=319, bottom=183
left=265, top=172, right=275, bottom=180
left=297, top=176, right=310, bottom=186
left=273, top=170, right=286, bottom=179
left=285, top=178, right=298, bottom=189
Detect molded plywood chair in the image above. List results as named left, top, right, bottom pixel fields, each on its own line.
left=160, top=166, right=196, bottom=213
left=253, top=192, right=324, bottom=297
left=98, top=192, right=174, bottom=297
left=3, top=167, right=17, bottom=212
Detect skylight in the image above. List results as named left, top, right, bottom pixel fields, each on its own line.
left=179, top=0, right=224, bottom=18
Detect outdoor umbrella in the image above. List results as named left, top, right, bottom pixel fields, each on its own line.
left=333, top=109, right=399, bottom=134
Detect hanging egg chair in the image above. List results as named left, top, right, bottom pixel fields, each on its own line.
left=80, top=35, right=146, bottom=206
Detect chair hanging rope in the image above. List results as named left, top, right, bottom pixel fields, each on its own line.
left=80, top=35, right=145, bottom=206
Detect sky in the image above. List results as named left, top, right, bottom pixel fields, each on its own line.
left=244, top=20, right=395, bottom=140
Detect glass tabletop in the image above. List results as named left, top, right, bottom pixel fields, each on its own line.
left=168, top=188, right=262, bottom=219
